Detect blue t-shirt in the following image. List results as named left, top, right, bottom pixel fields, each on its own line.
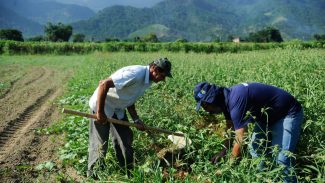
left=224, top=82, right=302, bottom=130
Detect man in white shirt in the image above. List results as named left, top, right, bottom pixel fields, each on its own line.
left=87, top=58, right=172, bottom=177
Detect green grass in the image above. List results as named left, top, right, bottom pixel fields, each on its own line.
left=1, top=48, right=324, bottom=182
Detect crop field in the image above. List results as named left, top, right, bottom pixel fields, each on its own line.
left=0, top=48, right=324, bottom=182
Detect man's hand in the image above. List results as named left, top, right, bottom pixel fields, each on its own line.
left=134, top=118, right=145, bottom=131
left=210, top=148, right=227, bottom=164
left=96, top=112, right=107, bottom=124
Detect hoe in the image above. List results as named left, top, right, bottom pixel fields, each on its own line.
left=62, top=108, right=192, bottom=149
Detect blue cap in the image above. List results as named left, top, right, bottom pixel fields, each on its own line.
left=193, top=82, right=219, bottom=111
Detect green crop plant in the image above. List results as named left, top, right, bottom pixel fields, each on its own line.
left=53, top=48, right=324, bottom=182
left=2, top=47, right=323, bottom=182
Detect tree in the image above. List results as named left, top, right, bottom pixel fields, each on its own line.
left=143, top=33, right=159, bottom=43
left=0, top=29, right=24, bottom=41
left=313, top=34, right=325, bottom=41
left=72, top=33, right=85, bottom=42
left=133, top=36, right=142, bottom=42
left=44, top=22, right=72, bottom=42
left=247, top=27, right=283, bottom=43
left=105, top=38, right=120, bottom=42
left=227, top=35, right=235, bottom=42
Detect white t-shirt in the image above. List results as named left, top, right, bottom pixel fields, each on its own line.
left=89, top=65, right=151, bottom=119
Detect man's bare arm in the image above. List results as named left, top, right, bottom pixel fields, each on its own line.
left=231, top=127, right=247, bottom=159
left=127, top=104, right=145, bottom=131
left=96, top=77, right=115, bottom=123
left=127, top=104, right=139, bottom=121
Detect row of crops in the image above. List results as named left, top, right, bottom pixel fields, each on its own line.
left=0, top=40, right=324, bottom=55
left=40, top=49, right=324, bottom=182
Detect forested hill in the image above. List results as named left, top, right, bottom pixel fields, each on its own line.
left=72, top=0, right=325, bottom=41
left=0, top=0, right=95, bottom=26
left=0, top=6, right=43, bottom=37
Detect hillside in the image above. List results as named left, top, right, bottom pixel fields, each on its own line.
left=231, top=0, right=325, bottom=39
left=54, top=0, right=164, bottom=11
left=0, top=6, right=43, bottom=37
left=72, top=0, right=325, bottom=41
left=0, top=0, right=95, bottom=25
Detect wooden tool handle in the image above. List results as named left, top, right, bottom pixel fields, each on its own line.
left=62, top=108, right=185, bottom=137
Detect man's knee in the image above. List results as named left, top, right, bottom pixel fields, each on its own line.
left=277, top=150, right=295, bottom=166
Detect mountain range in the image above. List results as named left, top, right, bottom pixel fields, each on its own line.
left=72, top=0, right=325, bottom=41
left=0, top=0, right=95, bottom=36
left=1, top=0, right=324, bottom=40
left=53, top=0, right=163, bottom=11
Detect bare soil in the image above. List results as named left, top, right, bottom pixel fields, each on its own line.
left=0, top=66, right=83, bottom=182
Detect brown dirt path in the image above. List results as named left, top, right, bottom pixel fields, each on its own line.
left=0, top=66, right=84, bottom=182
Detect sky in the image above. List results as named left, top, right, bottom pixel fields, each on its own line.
left=52, top=0, right=164, bottom=11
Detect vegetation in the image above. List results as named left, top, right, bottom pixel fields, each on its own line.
left=0, top=29, right=24, bottom=41
left=47, top=49, right=324, bottom=182
left=27, top=35, right=46, bottom=42
left=1, top=0, right=95, bottom=25
left=0, top=6, right=43, bottom=37
left=313, top=34, right=325, bottom=41
left=71, top=0, right=325, bottom=41
left=0, top=45, right=324, bottom=182
left=44, top=23, right=73, bottom=42
left=0, top=40, right=324, bottom=55
left=2, top=1, right=324, bottom=41
left=246, top=27, right=283, bottom=43
left=72, top=33, right=86, bottom=43
left=142, top=33, right=159, bottom=43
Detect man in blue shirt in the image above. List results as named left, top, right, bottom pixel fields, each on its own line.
left=194, top=82, right=303, bottom=182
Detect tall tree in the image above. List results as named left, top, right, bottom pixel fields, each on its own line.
left=44, top=23, right=73, bottom=42
left=0, top=29, right=24, bottom=41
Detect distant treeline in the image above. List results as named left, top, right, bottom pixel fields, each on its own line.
left=0, top=41, right=324, bottom=55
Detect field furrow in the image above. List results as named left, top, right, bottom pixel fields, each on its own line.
left=0, top=89, right=54, bottom=152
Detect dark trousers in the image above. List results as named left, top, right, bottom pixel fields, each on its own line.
left=87, top=111, right=133, bottom=177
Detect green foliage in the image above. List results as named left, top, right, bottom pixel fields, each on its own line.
left=0, top=41, right=103, bottom=55
left=72, top=0, right=325, bottom=41
left=247, top=27, right=283, bottom=43
left=72, top=33, right=85, bottom=43
left=105, top=38, right=120, bottom=42
left=313, top=34, right=325, bottom=41
left=44, top=23, right=73, bottom=42
left=36, top=161, right=56, bottom=171
left=1, top=0, right=95, bottom=26
left=0, top=29, right=24, bottom=41
left=1, top=41, right=324, bottom=55
left=30, top=49, right=323, bottom=182
left=128, top=24, right=170, bottom=40
left=142, top=33, right=159, bottom=43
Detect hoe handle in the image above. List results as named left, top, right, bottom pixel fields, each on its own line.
left=62, top=108, right=185, bottom=137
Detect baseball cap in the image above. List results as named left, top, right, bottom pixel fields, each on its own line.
left=154, top=58, right=172, bottom=77
left=193, top=82, right=219, bottom=111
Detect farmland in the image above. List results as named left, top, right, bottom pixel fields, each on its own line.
left=0, top=48, right=324, bottom=182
